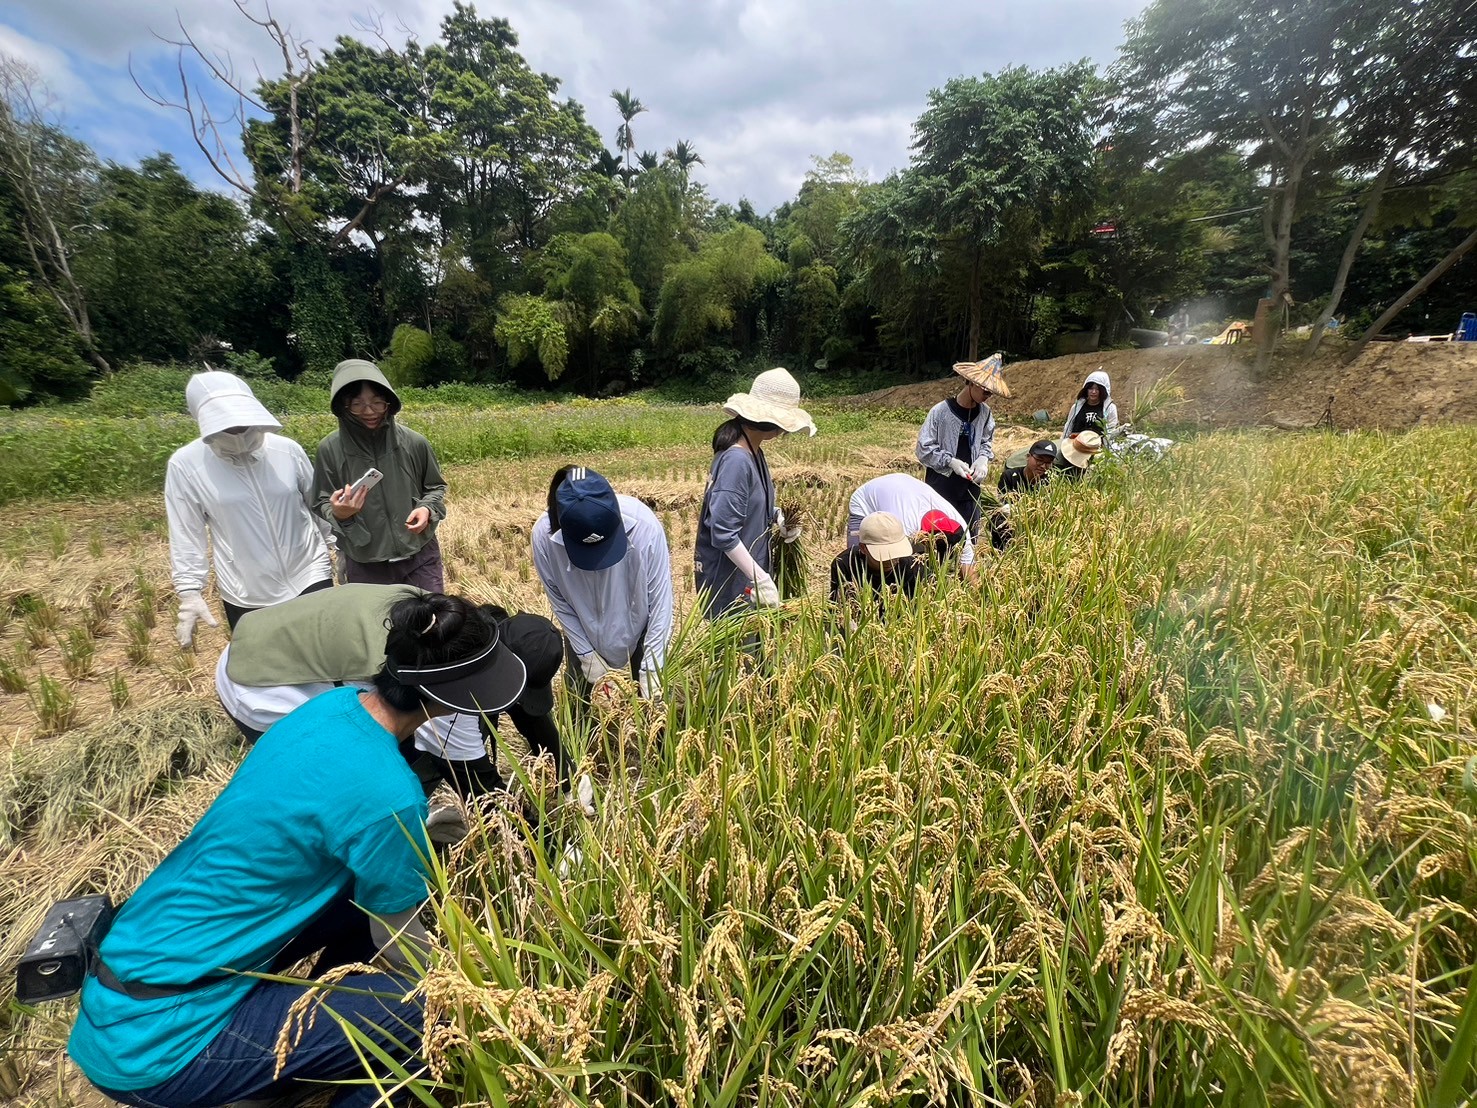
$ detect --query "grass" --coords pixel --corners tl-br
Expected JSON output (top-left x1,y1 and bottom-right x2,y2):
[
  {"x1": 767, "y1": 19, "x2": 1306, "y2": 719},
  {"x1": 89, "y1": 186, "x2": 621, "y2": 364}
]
[
  {"x1": 0, "y1": 409, "x2": 1472, "y2": 1106},
  {"x1": 405, "y1": 428, "x2": 1477, "y2": 1107}
]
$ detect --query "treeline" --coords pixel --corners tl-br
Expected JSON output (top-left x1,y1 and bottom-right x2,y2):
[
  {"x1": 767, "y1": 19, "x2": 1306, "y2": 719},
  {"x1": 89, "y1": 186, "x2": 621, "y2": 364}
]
[{"x1": 1, "y1": 0, "x2": 1474, "y2": 405}]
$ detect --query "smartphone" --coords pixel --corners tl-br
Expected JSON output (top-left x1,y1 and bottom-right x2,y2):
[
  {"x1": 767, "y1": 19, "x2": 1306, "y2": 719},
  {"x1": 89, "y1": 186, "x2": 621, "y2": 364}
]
[{"x1": 347, "y1": 468, "x2": 384, "y2": 497}]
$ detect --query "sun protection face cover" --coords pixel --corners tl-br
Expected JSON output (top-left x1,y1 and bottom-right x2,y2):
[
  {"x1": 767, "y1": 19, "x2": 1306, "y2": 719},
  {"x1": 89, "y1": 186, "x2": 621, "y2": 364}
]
[
  {"x1": 919, "y1": 509, "x2": 963, "y2": 537},
  {"x1": 386, "y1": 626, "x2": 528, "y2": 715},
  {"x1": 186, "y1": 372, "x2": 281, "y2": 439},
  {"x1": 857, "y1": 512, "x2": 915, "y2": 563},
  {"x1": 557, "y1": 467, "x2": 630, "y2": 571}
]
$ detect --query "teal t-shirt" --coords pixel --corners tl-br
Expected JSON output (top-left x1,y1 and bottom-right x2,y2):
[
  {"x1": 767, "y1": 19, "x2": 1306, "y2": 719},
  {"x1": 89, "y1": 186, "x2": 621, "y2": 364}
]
[{"x1": 68, "y1": 687, "x2": 430, "y2": 1092}]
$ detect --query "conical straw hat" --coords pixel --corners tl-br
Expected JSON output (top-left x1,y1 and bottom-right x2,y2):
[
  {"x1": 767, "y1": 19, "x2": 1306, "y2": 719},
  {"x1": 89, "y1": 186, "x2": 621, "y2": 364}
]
[{"x1": 951, "y1": 353, "x2": 1011, "y2": 398}]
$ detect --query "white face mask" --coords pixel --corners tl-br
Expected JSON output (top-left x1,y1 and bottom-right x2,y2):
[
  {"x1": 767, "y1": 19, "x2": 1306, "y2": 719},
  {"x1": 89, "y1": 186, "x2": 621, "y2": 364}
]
[{"x1": 207, "y1": 429, "x2": 267, "y2": 460}]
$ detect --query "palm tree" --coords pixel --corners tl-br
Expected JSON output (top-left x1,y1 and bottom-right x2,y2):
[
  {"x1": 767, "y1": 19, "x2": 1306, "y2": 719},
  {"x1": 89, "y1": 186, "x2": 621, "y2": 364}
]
[
  {"x1": 663, "y1": 139, "x2": 704, "y2": 193},
  {"x1": 637, "y1": 150, "x2": 659, "y2": 172},
  {"x1": 609, "y1": 88, "x2": 646, "y2": 172}
]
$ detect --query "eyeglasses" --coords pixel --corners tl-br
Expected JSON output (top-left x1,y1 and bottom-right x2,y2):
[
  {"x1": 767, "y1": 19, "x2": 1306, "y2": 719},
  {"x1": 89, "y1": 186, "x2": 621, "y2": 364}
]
[{"x1": 349, "y1": 398, "x2": 389, "y2": 414}]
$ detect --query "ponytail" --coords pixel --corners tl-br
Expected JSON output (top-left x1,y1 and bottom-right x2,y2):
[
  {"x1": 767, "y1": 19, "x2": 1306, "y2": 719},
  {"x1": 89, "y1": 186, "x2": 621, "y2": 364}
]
[{"x1": 373, "y1": 593, "x2": 494, "y2": 712}]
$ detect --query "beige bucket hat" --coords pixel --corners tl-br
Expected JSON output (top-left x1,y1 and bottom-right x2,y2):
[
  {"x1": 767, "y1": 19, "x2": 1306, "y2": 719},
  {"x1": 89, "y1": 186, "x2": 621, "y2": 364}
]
[
  {"x1": 951, "y1": 353, "x2": 1012, "y2": 398},
  {"x1": 1059, "y1": 429, "x2": 1104, "y2": 469},
  {"x1": 724, "y1": 367, "x2": 816, "y2": 436}
]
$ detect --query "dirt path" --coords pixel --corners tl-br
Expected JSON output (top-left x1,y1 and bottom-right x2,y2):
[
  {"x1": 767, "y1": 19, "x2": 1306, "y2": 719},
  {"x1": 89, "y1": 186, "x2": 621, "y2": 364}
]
[{"x1": 836, "y1": 341, "x2": 1477, "y2": 431}]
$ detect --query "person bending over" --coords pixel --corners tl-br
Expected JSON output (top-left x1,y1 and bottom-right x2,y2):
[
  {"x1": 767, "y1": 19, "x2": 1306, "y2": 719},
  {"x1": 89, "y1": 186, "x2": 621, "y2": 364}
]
[
  {"x1": 532, "y1": 465, "x2": 675, "y2": 704},
  {"x1": 69, "y1": 592, "x2": 526, "y2": 1108},
  {"x1": 215, "y1": 584, "x2": 565, "y2": 794},
  {"x1": 830, "y1": 512, "x2": 928, "y2": 626}
]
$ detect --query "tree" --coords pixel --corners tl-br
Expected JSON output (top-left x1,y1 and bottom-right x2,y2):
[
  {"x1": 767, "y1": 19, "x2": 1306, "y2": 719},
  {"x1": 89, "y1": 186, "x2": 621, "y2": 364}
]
[
  {"x1": 610, "y1": 88, "x2": 646, "y2": 173},
  {"x1": 653, "y1": 225, "x2": 784, "y2": 353},
  {"x1": 538, "y1": 232, "x2": 643, "y2": 382},
  {"x1": 0, "y1": 56, "x2": 111, "y2": 374},
  {"x1": 870, "y1": 63, "x2": 1099, "y2": 360},
  {"x1": 782, "y1": 153, "x2": 866, "y2": 267},
  {"x1": 664, "y1": 140, "x2": 704, "y2": 188},
  {"x1": 1113, "y1": 0, "x2": 1398, "y2": 370},
  {"x1": 610, "y1": 165, "x2": 688, "y2": 301}
]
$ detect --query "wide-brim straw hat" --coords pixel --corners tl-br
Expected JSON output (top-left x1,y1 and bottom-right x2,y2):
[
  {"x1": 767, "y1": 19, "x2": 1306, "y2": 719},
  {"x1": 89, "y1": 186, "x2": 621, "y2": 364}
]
[
  {"x1": 951, "y1": 353, "x2": 1012, "y2": 398},
  {"x1": 1059, "y1": 429, "x2": 1104, "y2": 468},
  {"x1": 724, "y1": 367, "x2": 816, "y2": 436}
]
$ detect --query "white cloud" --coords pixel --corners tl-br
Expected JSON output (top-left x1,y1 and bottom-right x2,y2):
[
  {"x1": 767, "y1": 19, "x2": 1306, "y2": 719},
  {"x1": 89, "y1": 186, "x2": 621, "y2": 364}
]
[
  {"x1": 6, "y1": 0, "x2": 1144, "y2": 208},
  {"x1": 0, "y1": 22, "x2": 94, "y2": 109}
]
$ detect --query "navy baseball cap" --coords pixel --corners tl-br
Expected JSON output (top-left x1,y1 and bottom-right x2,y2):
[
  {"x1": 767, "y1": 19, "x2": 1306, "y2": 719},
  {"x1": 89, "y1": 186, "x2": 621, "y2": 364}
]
[{"x1": 557, "y1": 467, "x2": 629, "y2": 571}]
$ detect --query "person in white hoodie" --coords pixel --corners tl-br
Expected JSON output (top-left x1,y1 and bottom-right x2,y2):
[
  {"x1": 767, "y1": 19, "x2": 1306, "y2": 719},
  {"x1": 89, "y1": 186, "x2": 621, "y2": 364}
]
[
  {"x1": 1062, "y1": 369, "x2": 1120, "y2": 439},
  {"x1": 165, "y1": 372, "x2": 334, "y2": 647}
]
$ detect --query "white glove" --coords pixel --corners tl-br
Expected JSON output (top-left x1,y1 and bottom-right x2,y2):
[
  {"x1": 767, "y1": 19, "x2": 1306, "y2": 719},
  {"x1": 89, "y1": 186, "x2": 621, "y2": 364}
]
[
  {"x1": 774, "y1": 508, "x2": 802, "y2": 544},
  {"x1": 969, "y1": 458, "x2": 990, "y2": 482},
  {"x1": 174, "y1": 591, "x2": 218, "y2": 648},
  {"x1": 565, "y1": 772, "x2": 595, "y2": 817},
  {"x1": 999, "y1": 503, "x2": 1013, "y2": 519},
  {"x1": 750, "y1": 574, "x2": 781, "y2": 608},
  {"x1": 638, "y1": 670, "x2": 662, "y2": 700},
  {"x1": 578, "y1": 653, "x2": 612, "y2": 683},
  {"x1": 947, "y1": 458, "x2": 973, "y2": 480}
]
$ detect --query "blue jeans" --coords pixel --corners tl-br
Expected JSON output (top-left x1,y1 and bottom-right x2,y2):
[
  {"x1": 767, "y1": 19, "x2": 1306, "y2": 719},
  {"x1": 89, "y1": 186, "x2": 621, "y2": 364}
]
[{"x1": 94, "y1": 973, "x2": 423, "y2": 1108}]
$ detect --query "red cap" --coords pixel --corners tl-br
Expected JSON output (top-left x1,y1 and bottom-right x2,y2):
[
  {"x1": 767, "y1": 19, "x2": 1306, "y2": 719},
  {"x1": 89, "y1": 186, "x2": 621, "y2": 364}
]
[{"x1": 919, "y1": 509, "x2": 962, "y2": 536}]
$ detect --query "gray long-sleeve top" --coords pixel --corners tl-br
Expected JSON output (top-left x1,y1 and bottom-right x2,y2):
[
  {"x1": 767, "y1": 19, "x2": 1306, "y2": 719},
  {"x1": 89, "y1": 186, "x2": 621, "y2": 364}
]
[
  {"x1": 915, "y1": 398, "x2": 996, "y2": 474},
  {"x1": 693, "y1": 445, "x2": 776, "y2": 618}
]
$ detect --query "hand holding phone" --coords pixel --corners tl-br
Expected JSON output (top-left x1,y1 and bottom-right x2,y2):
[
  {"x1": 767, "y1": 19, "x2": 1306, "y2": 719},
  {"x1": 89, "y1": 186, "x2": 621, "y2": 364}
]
[{"x1": 348, "y1": 468, "x2": 384, "y2": 496}]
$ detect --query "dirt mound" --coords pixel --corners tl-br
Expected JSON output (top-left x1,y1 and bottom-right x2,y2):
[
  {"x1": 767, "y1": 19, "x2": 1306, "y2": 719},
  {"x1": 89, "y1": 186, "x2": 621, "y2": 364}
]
[{"x1": 838, "y1": 341, "x2": 1477, "y2": 431}]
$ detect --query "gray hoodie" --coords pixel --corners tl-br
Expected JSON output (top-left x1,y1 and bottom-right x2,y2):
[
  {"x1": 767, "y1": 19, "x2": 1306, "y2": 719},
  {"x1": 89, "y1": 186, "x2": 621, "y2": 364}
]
[
  {"x1": 1063, "y1": 369, "x2": 1119, "y2": 438},
  {"x1": 311, "y1": 360, "x2": 447, "y2": 564}
]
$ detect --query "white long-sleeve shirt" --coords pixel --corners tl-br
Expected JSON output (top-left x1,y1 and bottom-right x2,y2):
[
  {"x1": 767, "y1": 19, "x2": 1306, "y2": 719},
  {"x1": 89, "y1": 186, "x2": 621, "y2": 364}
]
[
  {"x1": 848, "y1": 473, "x2": 976, "y2": 567},
  {"x1": 165, "y1": 435, "x2": 333, "y2": 607},
  {"x1": 531, "y1": 494, "x2": 674, "y2": 678}
]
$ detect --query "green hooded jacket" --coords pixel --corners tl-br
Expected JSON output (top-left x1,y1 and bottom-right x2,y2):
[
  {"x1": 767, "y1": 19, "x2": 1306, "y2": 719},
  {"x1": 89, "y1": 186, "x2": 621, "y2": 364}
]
[{"x1": 312, "y1": 360, "x2": 448, "y2": 564}]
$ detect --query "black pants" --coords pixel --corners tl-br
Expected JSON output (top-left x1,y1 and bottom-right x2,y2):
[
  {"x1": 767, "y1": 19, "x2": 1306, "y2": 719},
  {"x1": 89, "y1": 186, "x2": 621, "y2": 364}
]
[
  {"x1": 398, "y1": 703, "x2": 567, "y2": 800},
  {"x1": 270, "y1": 889, "x2": 379, "y2": 978},
  {"x1": 222, "y1": 577, "x2": 334, "y2": 631},
  {"x1": 923, "y1": 468, "x2": 982, "y2": 533}
]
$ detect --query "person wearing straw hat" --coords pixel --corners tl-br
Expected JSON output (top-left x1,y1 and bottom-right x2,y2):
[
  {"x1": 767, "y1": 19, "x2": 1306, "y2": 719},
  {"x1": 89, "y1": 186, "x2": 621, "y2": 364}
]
[
  {"x1": 830, "y1": 511, "x2": 928, "y2": 623},
  {"x1": 1054, "y1": 429, "x2": 1104, "y2": 483},
  {"x1": 165, "y1": 371, "x2": 335, "y2": 648},
  {"x1": 532, "y1": 465, "x2": 674, "y2": 703},
  {"x1": 694, "y1": 368, "x2": 816, "y2": 618},
  {"x1": 915, "y1": 354, "x2": 1009, "y2": 532},
  {"x1": 68, "y1": 590, "x2": 526, "y2": 1108}
]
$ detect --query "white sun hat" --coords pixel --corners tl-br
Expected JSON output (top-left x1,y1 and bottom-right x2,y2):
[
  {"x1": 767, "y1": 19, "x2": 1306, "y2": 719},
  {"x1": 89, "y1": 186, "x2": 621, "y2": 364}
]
[
  {"x1": 1059, "y1": 429, "x2": 1104, "y2": 469},
  {"x1": 185, "y1": 372, "x2": 281, "y2": 438},
  {"x1": 723, "y1": 367, "x2": 816, "y2": 436}
]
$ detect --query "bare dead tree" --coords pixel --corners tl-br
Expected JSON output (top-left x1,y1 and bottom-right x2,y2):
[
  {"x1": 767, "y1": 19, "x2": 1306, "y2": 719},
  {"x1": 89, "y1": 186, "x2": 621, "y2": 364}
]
[
  {"x1": 130, "y1": 0, "x2": 414, "y2": 250},
  {"x1": 0, "y1": 57, "x2": 111, "y2": 375}
]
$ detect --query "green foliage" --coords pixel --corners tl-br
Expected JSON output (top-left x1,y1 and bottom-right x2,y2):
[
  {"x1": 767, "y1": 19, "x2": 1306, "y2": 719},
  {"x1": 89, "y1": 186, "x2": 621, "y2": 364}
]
[
  {"x1": 381, "y1": 324, "x2": 437, "y2": 387},
  {"x1": 494, "y1": 294, "x2": 570, "y2": 381},
  {"x1": 0, "y1": 265, "x2": 91, "y2": 405},
  {"x1": 610, "y1": 166, "x2": 688, "y2": 299},
  {"x1": 288, "y1": 246, "x2": 356, "y2": 372},
  {"x1": 653, "y1": 225, "x2": 785, "y2": 352}
]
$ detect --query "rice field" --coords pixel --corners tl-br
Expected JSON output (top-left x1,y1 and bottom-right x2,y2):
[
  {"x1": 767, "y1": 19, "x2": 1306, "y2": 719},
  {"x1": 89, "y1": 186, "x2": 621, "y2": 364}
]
[{"x1": 1, "y1": 403, "x2": 1474, "y2": 1107}]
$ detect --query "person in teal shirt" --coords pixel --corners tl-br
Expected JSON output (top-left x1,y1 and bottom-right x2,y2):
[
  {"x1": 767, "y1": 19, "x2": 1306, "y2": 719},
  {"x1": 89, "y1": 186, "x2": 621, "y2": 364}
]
[{"x1": 69, "y1": 591, "x2": 527, "y2": 1107}]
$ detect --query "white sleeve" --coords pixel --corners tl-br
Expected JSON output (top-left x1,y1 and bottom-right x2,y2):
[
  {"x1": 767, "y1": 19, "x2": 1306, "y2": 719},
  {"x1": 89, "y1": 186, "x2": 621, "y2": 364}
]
[
  {"x1": 164, "y1": 457, "x2": 210, "y2": 596},
  {"x1": 915, "y1": 405, "x2": 953, "y2": 472},
  {"x1": 293, "y1": 441, "x2": 335, "y2": 547},
  {"x1": 978, "y1": 407, "x2": 996, "y2": 462},
  {"x1": 1063, "y1": 401, "x2": 1081, "y2": 439},
  {"x1": 531, "y1": 523, "x2": 597, "y2": 662},
  {"x1": 1105, "y1": 401, "x2": 1120, "y2": 432},
  {"x1": 640, "y1": 522, "x2": 675, "y2": 676}
]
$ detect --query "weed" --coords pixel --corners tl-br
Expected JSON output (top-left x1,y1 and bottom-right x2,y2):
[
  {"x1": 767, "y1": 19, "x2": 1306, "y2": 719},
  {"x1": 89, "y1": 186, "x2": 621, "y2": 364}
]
[
  {"x1": 47, "y1": 522, "x2": 68, "y2": 559},
  {"x1": 106, "y1": 669, "x2": 130, "y2": 710},
  {"x1": 123, "y1": 613, "x2": 152, "y2": 667},
  {"x1": 85, "y1": 583, "x2": 117, "y2": 634},
  {"x1": 133, "y1": 568, "x2": 158, "y2": 628},
  {"x1": 0, "y1": 653, "x2": 26, "y2": 694},
  {"x1": 60, "y1": 627, "x2": 96, "y2": 680},
  {"x1": 12, "y1": 637, "x2": 34, "y2": 667},
  {"x1": 88, "y1": 529, "x2": 105, "y2": 559},
  {"x1": 24, "y1": 611, "x2": 51, "y2": 650},
  {"x1": 30, "y1": 674, "x2": 76, "y2": 735}
]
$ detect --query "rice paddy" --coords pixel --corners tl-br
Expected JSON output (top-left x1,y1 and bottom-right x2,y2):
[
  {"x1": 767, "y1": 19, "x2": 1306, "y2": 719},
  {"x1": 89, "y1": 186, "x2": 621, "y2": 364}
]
[{"x1": 0, "y1": 403, "x2": 1474, "y2": 1107}]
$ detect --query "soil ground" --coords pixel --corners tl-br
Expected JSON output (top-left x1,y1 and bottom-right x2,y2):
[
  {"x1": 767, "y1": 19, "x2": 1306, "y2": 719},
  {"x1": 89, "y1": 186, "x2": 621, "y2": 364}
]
[{"x1": 836, "y1": 339, "x2": 1477, "y2": 432}]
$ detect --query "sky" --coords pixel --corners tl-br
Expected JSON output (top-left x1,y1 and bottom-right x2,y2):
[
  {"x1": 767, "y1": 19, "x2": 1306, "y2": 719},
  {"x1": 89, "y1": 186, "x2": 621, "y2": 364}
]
[{"x1": 1, "y1": 0, "x2": 1145, "y2": 212}]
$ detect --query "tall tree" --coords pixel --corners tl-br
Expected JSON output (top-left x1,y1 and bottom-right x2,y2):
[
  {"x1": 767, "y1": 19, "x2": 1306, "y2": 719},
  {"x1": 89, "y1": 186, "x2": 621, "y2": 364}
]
[
  {"x1": 1114, "y1": 0, "x2": 1390, "y2": 370},
  {"x1": 891, "y1": 63, "x2": 1099, "y2": 359},
  {"x1": 610, "y1": 88, "x2": 646, "y2": 173},
  {"x1": 0, "y1": 57, "x2": 110, "y2": 374}
]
